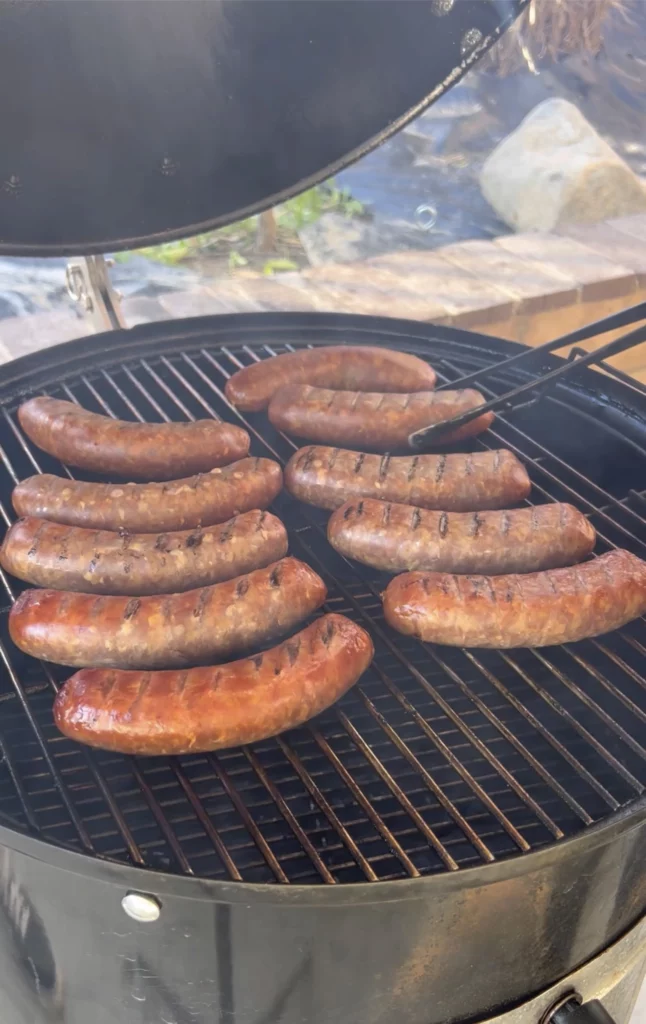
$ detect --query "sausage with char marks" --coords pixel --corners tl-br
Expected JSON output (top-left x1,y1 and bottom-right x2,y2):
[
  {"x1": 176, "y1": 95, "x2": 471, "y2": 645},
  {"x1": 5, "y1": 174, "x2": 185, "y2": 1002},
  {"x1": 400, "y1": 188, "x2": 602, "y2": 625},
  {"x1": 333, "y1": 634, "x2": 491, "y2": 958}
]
[
  {"x1": 18, "y1": 397, "x2": 249, "y2": 479},
  {"x1": 12, "y1": 457, "x2": 283, "y2": 533},
  {"x1": 9, "y1": 557, "x2": 325, "y2": 669},
  {"x1": 53, "y1": 613, "x2": 374, "y2": 755},
  {"x1": 1, "y1": 511, "x2": 288, "y2": 595},
  {"x1": 328, "y1": 498, "x2": 595, "y2": 575},
  {"x1": 382, "y1": 549, "x2": 646, "y2": 648},
  {"x1": 285, "y1": 446, "x2": 530, "y2": 511},
  {"x1": 268, "y1": 385, "x2": 493, "y2": 449},
  {"x1": 225, "y1": 346, "x2": 436, "y2": 411}
]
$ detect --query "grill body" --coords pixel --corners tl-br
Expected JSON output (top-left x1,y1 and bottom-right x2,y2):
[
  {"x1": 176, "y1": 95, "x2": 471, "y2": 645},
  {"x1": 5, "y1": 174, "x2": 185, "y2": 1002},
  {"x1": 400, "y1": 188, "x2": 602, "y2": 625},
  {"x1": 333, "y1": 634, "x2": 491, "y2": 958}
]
[
  {"x1": 1, "y1": 812, "x2": 646, "y2": 1024},
  {"x1": 0, "y1": 312, "x2": 645, "y2": 1024}
]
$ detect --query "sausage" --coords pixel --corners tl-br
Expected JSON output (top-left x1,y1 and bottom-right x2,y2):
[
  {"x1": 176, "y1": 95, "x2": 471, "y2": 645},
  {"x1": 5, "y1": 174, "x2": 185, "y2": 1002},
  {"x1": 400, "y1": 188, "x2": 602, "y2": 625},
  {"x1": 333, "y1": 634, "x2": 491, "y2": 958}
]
[
  {"x1": 9, "y1": 557, "x2": 326, "y2": 669},
  {"x1": 225, "y1": 346, "x2": 437, "y2": 412},
  {"x1": 285, "y1": 446, "x2": 531, "y2": 512},
  {"x1": 382, "y1": 549, "x2": 646, "y2": 648},
  {"x1": 268, "y1": 385, "x2": 493, "y2": 449},
  {"x1": 53, "y1": 613, "x2": 374, "y2": 755},
  {"x1": 18, "y1": 396, "x2": 250, "y2": 480},
  {"x1": 0, "y1": 511, "x2": 288, "y2": 595},
  {"x1": 12, "y1": 457, "x2": 283, "y2": 533},
  {"x1": 328, "y1": 499, "x2": 595, "y2": 576}
]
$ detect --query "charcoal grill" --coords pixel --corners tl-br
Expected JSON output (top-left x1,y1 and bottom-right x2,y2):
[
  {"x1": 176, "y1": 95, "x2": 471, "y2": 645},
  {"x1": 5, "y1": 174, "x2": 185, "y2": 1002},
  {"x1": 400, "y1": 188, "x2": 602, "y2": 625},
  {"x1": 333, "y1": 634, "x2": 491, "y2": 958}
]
[
  {"x1": 0, "y1": 1, "x2": 645, "y2": 1023},
  {"x1": 0, "y1": 314, "x2": 644, "y2": 1024}
]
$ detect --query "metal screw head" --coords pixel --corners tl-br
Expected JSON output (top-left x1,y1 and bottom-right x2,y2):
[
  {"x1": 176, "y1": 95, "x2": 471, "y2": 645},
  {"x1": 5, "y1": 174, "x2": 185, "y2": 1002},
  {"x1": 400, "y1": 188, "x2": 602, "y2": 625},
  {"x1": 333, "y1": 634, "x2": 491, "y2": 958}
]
[{"x1": 121, "y1": 892, "x2": 161, "y2": 923}]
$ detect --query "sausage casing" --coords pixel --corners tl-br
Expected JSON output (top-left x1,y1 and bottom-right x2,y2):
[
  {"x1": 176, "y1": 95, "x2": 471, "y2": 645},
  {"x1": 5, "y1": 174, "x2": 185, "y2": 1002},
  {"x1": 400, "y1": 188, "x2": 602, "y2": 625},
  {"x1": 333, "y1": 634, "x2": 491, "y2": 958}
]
[
  {"x1": 12, "y1": 457, "x2": 283, "y2": 533},
  {"x1": 268, "y1": 385, "x2": 493, "y2": 449},
  {"x1": 9, "y1": 557, "x2": 326, "y2": 669},
  {"x1": 285, "y1": 446, "x2": 531, "y2": 511},
  {"x1": 53, "y1": 613, "x2": 375, "y2": 755},
  {"x1": 1, "y1": 511, "x2": 288, "y2": 595},
  {"x1": 328, "y1": 499, "x2": 596, "y2": 575},
  {"x1": 382, "y1": 549, "x2": 646, "y2": 648},
  {"x1": 18, "y1": 397, "x2": 250, "y2": 480},
  {"x1": 225, "y1": 346, "x2": 436, "y2": 411}
]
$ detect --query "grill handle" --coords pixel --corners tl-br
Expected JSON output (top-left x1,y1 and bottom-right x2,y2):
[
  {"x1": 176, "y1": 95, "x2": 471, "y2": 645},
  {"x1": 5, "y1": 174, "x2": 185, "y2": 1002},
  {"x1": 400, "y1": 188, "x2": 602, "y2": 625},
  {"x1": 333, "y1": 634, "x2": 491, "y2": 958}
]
[{"x1": 548, "y1": 996, "x2": 616, "y2": 1024}]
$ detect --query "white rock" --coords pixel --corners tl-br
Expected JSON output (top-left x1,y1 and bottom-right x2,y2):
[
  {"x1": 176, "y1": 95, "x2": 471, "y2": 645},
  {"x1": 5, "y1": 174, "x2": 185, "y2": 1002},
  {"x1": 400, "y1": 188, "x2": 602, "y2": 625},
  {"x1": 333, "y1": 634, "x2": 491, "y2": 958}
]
[{"x1": 480, "y1": 98, "x2": 646, "y2": 233}]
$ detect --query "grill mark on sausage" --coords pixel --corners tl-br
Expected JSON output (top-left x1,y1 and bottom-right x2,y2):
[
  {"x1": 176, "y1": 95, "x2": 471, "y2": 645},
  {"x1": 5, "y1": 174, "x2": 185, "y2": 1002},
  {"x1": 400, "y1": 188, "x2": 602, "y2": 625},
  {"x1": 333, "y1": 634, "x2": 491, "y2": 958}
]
[
  {"x1": 219, "y1": 520, "x2": 235, "y2": 544},
  {"x1": 421, "y1": 575, "x2": 431, "y2": 596},
  {"x1": 155, "y1": 533, "x2": 170, "y2": 553},
  {"x1": 402, "y1": 393, "x2": 414, "y2": 411},
  {"x1": 493, "y1": 449, "x2": 502, "y2": 473},
  {"x1": 300, "y1": 447, "x2": 317, "y2": 472},
  {"x1": 349, "y1": 391, "x2": 361, "y2": 411},
  {"x1": 407, "y1": 456, "x2": 420, "y2": 483},
  {"x1": 354, "y1": 453, "x2": 366, "y2": 474},
  {"x1": 559, "y1": 503, "x2": 568, "y2": 529},
  {"x1": 186, "y1": 530, "x2": 203, "y2": 549},
  {"x1": 439, "y1": 512, "x2": 448, "y2": 538},
  {"x1": 501, "y1": 511, "x2": 511, "y2": 536},
  {"x1": 471, "y1": 512, "x2": 482, "y2": 537},
  {"x1": 343, "y1": 504, "x2": 355, "y2": 521},
  {"x1": 253, "y1": 457, "x2": 262, "y2": 470},
  {"x1": 411, "y1": 507, "x2": 422, "y2": 531},
  {"x1": 465, "y1": 454, "x2": 474, "y2": 477},
  {"x1": 328, "y1": 448, "x2": 341, "y2": 472},
  {"x1": 546, "y1": 572, "x2": 559, "y2": 596},
  {"x1": 320, "y1": 617, "x2": 336, "y2": 646},
  {"x1": 87, "y1": 554, "x2": 100, "y2": 575},
  {"x1": 251, "y1": 654, "x2": 264, "y2": 670},
  {"x1": 382, "y1": 502, "x2": 393, "y2": 526},
  {"x1": 193, "y1": 588, "x2": 212, "y2": 619},
  {"x1": 285, "y1": 638, "x2": 301, "y2": 666},
  {"x1": 235, "y1": 577, "x2": 250, "y2": 599},
  {"x1": 57, "y1": 528, "x2": 75, "y2": 562},
  {"x1": 379, "y1": 454, "x2": 391, "y2": 481},
  {"x1": 123, "y1": 598, "x2": 141, "y2": 621},
  {"x1": 435, "y1": 454, "x2": 447, "y2": 484},
  {"x1": 26, "y1": 520, "x2": 48, "y2": 559},
  {"x1": 356, "y1": 501, "x2": 364, "y2": 517},
  {"x1": 531, "y1": 505, "x2": 540, "y2": 531},
  {"x1": 269, "y1": 564, "x2": 282, "y2": 588},
  {"x1": 126, "y1": 674, "x2": 152, "y2": 718},
  {"x1": 254, "y1": 510, "x2": 267, "y2": 532},
  {"x1": 210, "y1": 669, "x2": 223, "y2": 691},
  {"x1": 326, "y1": 391, "x2": 338, "y2": 410},
  {"x1": 484, "y1": 576, "x2": 496, "y2": 601}
]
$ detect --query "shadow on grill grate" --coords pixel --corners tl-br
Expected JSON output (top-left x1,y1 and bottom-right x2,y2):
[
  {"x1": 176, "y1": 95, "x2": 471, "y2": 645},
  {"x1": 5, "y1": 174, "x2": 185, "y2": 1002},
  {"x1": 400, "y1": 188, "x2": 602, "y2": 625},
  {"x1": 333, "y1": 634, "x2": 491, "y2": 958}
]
[{"x1": 0, "y1": 321, "x2": 644, "y2": 884}]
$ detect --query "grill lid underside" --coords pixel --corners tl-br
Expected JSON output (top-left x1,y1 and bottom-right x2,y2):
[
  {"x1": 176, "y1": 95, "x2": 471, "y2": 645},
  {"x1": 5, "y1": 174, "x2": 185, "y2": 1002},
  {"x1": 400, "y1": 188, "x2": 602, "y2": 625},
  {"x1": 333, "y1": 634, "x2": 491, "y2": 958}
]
[{"x1": 0, "y1": 315, "x2": 644, "y2": 886}]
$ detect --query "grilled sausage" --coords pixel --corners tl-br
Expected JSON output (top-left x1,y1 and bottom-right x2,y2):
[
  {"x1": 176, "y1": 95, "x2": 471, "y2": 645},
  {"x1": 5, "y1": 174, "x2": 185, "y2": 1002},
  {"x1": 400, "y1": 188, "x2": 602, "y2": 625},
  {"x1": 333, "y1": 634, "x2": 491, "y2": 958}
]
[
  {"x1": 268, "y1": 386, "x2": 493, "y2": 449},
  {"x1": 0, "y1": 511, "x2": 288, "y2": 595},
  {"x1": 285, "y1": 446, "x2": 531, "y2": 512},
  {"x1": 12, "y1": 458, "x2": 283, "y2": 533},
  {"x1": 328, "y1": 499, "x2": 595, "y2": 575},
  {"x1": 53, "y1": 613, "x2": 374, "y2": 755},
  {"x1": 382, "y1": 549, "x2": 646, "y2": 648},
  {"x1": 18, "y1": 397, "x2": 250, "y2": 480},
  {"x1": 225, "y1": 346, "x2": 437, "y2": 412},
  {"x1": 9, "y1": 557, "x2": 325, "y2": 669}
]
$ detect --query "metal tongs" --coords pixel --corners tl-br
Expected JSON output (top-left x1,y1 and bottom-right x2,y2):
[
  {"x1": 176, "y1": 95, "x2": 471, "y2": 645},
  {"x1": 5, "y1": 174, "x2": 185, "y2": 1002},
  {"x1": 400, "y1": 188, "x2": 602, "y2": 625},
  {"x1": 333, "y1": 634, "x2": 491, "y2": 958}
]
[{"x1": 409, "y1": 300, "x2": 646, "y2": 449}]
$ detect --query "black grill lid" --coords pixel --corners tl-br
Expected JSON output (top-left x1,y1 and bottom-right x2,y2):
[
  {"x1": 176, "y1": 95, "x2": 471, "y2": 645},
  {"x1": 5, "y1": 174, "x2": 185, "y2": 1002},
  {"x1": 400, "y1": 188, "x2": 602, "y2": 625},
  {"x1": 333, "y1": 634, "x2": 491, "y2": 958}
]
[{"x1": 0, "y1": 0, "x2": 525, "y2": 256}]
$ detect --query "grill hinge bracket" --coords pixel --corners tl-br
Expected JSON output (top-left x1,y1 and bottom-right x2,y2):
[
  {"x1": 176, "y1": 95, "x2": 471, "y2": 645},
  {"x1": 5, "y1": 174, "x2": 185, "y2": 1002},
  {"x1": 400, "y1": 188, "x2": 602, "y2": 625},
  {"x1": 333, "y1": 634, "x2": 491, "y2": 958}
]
[{"x1": 65, "y1": 255, "x2": 126, "y2": 333}]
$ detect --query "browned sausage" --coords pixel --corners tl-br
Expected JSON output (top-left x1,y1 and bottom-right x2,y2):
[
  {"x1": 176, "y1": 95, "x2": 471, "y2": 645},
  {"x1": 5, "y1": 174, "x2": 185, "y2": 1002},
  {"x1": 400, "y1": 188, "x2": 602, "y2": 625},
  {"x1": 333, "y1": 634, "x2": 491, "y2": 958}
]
[
  {"x1": 1, "y1": 511, "x2": 288, "y2": 595},
  {"x1": 12, "y1": 457, "x2": 283, "y2": 533},
  {"x1": 328, "y1": 499, "x2": 596, "y2": 575},
  {"x1": 382, "y1": 549, "x2": 646, "y2": 648},
  {"x1": 285, "y1": 446, "x2": 531, "y2": 512},
  {"x1": 9, "y1": 557, "x2": 325, "y2": 669},
  {"x1": 268, "y1": 386, "x2": 493, "y2": 449},
  {"x1": 225, "y1": 346, "x2": 437, "y2": 412},
  {"x1": 53, "y1": 613, "x2": 374, "y2": 755},
  {"x1": 18, "y1": 397, "x2": 250, "y2": 479}
]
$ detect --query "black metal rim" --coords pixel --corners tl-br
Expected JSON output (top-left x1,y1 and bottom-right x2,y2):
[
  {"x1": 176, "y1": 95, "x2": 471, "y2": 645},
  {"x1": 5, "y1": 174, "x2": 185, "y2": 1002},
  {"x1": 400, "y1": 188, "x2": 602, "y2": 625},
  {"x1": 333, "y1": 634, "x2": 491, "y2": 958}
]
[{"x1": 0, "y1": 796, "x2": 643, "y2": 906}]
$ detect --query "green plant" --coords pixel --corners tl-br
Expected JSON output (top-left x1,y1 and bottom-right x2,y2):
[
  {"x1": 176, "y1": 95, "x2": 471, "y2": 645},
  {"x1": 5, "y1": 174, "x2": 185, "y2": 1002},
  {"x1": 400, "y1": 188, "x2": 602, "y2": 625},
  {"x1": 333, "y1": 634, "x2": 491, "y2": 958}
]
[
  {"x1": 113, "y1": 180, "x2": 364, "y2": 267},
  {"x1": 262, "y1": 258, "x2": 298, "y2": 276}
]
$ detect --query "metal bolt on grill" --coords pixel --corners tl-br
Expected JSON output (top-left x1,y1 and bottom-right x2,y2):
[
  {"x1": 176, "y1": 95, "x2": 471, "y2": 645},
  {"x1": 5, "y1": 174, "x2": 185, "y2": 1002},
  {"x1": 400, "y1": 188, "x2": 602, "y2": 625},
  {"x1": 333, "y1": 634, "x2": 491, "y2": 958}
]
[{"x1": 0, "y1": 319, "x2": 644, "y2": 885}]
